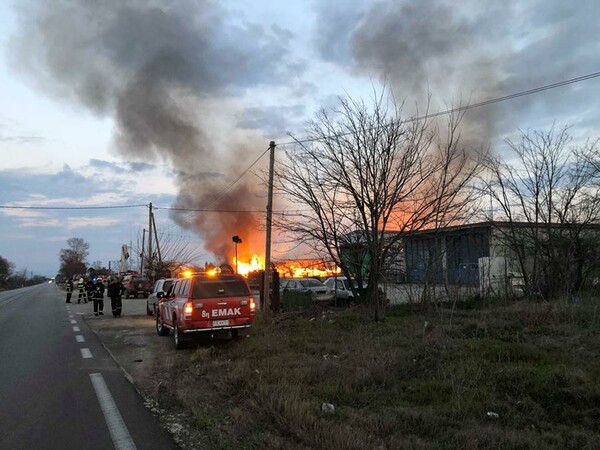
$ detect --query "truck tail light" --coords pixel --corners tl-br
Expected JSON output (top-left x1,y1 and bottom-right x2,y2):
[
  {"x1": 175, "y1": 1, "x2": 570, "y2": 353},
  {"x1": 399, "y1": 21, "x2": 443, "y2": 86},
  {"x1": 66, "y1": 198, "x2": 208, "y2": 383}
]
[
  {"x1": 184, "y1": 302, "x2": 193, "y2": 315},
  {"x1": 250, "y1": 297, "x2": 256, "y2": 313}
]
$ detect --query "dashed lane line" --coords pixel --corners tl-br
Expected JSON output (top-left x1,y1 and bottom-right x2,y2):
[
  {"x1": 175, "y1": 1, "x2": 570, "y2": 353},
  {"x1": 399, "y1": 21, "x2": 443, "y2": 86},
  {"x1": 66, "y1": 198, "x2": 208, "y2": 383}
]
[
  {"x1": 73, "y1": 326, "x2": 80, "y2": 332},
  {"x1": 81, "y1": 348, "x2": 93, "y2": 359},
  {"x1": 89, "y1": 373, "x2": 137, "y2": 450},
  {"x1": 76, "y1": 335, "x2": 85, "y2": 343}
]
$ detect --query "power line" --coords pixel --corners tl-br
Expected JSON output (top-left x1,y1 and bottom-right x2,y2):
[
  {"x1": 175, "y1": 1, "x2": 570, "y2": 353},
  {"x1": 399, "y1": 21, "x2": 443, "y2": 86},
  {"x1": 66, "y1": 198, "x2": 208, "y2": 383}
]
[
  {"x1": 0, "y1": 204, "x2": 147, "y2": 210},
  {"x1": 155, "y1": 70, "x2": 600, "y2": 228},
  {"x1": 6, "y1": 71, "x2": 597, "y2": 232},
  {"x1": 203, "y1": 146, "x2": 271, "y2": 209},
  {"x1": 171, "y1": 145, "x2": 271, "y2": 228},
  {"x1": 0, "y1": 202, "x2": 307, "y2": 214},
  {"x1": 156, "y1": 206, "x2": 265, "y2": 213},
  {"x1": 279, "y1": 70, "x2": 600, "y2": 146}
]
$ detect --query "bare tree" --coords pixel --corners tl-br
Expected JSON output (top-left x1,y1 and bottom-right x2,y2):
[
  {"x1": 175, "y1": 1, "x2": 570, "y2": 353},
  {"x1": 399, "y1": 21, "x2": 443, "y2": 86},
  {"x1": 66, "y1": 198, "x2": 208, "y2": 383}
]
[
  {"x1": 59, "y1": 237, "x2": 90, "y2": 278},
  {"x1": 480, "y1": 125, "x2": 600, "y2": 298},
  {"x1": 275, "y1": 90, "x2": 482, "y2": 320},
  {"x1": 139, "y1": 229, "x2": 206, "y2": 280}
]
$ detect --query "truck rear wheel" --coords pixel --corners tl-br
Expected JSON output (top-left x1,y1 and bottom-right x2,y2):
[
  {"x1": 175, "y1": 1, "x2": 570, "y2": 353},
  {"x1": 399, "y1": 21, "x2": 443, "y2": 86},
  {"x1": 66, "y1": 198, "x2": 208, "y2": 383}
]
[{"x1": 173, "y1": 319, "x2": 186, "y2": 350}]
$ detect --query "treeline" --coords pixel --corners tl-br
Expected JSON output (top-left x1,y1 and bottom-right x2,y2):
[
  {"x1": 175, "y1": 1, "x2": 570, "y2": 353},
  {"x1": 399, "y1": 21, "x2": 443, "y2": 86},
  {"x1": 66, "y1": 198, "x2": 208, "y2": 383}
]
[{"x1": 0, "y1": 255, "x2": 48, "y2": 291}]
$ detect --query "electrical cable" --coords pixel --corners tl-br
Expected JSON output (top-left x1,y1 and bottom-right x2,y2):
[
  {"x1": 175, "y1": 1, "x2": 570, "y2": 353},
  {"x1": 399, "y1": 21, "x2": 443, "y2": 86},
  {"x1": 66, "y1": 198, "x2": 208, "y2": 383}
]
[
  {"x1": 160, "y1": 145, "x2": 271, "y2": 228},
  {"x1": 155, "y1": 70, "x2": 600, "y2": 226},
  {"x1": 0, "y1": 204, "x2": 147, "y2": 210},
  {"x1": 279, "y1": 70, "x2": 600, "y2": 146},
  {"x1": 6, "y1": 71, "x2": 599, "y2": 238}
]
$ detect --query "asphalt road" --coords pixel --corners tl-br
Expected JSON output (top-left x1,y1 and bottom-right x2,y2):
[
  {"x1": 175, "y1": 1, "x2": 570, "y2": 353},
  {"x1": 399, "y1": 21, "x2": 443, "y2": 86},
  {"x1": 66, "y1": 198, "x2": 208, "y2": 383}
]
[{"x1": 0, "y1": 283, "x2": 178, "y2": 450}]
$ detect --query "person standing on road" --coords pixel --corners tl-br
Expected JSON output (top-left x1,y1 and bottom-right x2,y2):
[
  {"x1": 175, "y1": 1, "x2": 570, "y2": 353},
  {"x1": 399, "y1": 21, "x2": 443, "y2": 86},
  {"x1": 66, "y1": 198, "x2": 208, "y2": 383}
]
[
  {"x1": 77, "y1": 277, "x2": 87, "y2": 304},
  {"x1": 107, "y1": 277, "x2": 125, "y2": 317},
  {"x1": 85, "y1": 278, "x2": 94, "y2": 303},
  {"x1": 65, "y1": 278, "x2": 73, "y2": 303},
  {"x1": 91, "y1": 278, "x2": 105, "y2": 316}
]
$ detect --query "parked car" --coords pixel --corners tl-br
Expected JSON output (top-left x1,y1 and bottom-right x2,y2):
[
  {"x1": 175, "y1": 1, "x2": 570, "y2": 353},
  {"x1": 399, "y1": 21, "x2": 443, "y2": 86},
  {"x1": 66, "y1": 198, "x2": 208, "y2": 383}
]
[
  {"x1": 322, "y1": 276, "x2": 387, "y2": 305},
  {"x1": 146, "y1": 278, "x2": 177, "y2": 317},
  {"x1": 279, "y1": 277, "x2": 334, "y2": 303},
  {"x1": 121, "y1": 274, "x2": 152, "y2": 298},
  {"x1": 322, "y1": 276, "x2": 363, "y2": 303},
  {"x1": 156, "y1": 271, "x2": 256, "y2": 349}
]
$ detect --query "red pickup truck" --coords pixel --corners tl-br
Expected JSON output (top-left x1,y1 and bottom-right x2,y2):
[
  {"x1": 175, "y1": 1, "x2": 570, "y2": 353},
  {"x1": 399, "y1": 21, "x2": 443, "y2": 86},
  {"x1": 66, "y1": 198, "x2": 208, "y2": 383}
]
[{"x1": 156, "y1": 271, "x2": 256, "y2": 349}]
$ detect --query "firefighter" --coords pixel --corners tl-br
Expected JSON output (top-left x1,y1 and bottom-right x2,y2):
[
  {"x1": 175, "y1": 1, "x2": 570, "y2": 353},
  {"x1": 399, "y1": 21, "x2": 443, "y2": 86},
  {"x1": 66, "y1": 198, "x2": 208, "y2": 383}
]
[
  {"x1": 65, "y1": 278, "x2": 73, "y2": 303},
  {"x1": 85, "y1": 278, "x2": 94, "y2": 302},
  {"x1": 91, "y1": 278, "x2": 105, "y2": 316},
  {"x1": 77, "y1": 277, "x2": 88, "y2": 304},
  {"x1": 107, "y1": 277, "x2": 125, "y2": 317}
]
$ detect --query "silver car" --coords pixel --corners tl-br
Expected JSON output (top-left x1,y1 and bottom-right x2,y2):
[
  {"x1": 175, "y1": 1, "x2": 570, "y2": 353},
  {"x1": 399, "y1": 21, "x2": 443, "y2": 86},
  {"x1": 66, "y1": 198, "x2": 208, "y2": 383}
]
[
  {"x1": 279, "y1": 278, "x2": 334, "y2": 303},
  {"x1": 323, "y1": 276, "x2": 387, "y2": 305},
  {"x1": 322, "y1": 276, "x2": 364, "y2": 301},
  {"x1": 146, "y1": 278, "x2": 177, "y2": 317}
]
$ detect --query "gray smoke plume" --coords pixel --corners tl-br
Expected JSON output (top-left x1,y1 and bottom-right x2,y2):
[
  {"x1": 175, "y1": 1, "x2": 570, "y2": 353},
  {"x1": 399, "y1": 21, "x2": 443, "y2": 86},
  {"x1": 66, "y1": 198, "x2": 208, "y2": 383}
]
[
  {"x1": 314, "y1": 0, "x2": 600, "y2": 145},
  {"x1": 11, "y1": 0, "x2": 298, "y2": 261},
  {"x1": 314, "y1": 0, "x2": 505, "y2": 147}
]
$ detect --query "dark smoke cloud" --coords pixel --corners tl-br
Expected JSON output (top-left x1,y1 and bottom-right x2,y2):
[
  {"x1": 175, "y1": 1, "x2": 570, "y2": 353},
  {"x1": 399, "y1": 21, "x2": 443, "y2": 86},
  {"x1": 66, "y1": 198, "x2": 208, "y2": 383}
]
[
  {"x1": 11, "y1": 0, "x2": 300, "y2": 260},
  {"x1": 313, "y1": 0, "x2": 600, "y2": 146},
  {"x1": 237, "y1": 104, "x2": 306, "y2": 136},
  {"x1": 495, "y1": 0, "x2": 600, "y2": 134},
  {"x1": 313, "y1": 0, "x2": 505, "y2": 147}
]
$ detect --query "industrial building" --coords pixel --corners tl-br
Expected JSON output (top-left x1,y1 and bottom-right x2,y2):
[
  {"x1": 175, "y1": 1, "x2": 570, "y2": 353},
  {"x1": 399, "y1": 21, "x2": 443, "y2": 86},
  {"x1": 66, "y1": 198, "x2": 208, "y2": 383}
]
[{"x1": 404, "y1": 221, "x2": 600, "y2": 297}]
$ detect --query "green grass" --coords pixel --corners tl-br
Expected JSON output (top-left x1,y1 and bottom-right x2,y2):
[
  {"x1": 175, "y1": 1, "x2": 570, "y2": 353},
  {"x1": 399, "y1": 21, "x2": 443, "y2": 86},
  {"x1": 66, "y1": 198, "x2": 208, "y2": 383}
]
[{"x1": 152, "y1": 298, "x2": 600, "y2": 449}]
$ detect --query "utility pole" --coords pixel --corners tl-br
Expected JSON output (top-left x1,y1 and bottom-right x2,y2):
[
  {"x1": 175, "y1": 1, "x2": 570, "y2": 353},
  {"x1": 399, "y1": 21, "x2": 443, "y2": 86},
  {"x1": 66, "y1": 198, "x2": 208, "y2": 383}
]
[
  {"x1": 140, "y1": 230, "x2": 146, "y2": 274},
  {"x1": 263, "y1": 141, "x2": 276, "y2": 312},
  {"x1": 151, "y1": 207, "x2": 162, "y2": 265},
  {"x1": 148, "y1": 202, "x2": 153, "y2": 278}
]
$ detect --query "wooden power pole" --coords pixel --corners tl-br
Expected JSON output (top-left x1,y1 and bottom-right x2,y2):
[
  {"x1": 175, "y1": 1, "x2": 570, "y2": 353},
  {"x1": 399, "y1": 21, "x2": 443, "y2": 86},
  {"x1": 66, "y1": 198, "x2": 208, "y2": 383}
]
[
  {"x1": 263, "y1": 141, "x2": 276, "y2": 312},
  {"x1": 148, "y1": 202, "x2": 153, "y2": 277}
]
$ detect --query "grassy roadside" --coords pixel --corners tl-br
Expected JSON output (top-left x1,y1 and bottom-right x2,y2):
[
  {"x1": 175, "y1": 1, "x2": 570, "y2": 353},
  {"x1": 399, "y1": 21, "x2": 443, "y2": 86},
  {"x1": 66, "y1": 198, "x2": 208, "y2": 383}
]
[{"x1": 150, "y1": 296, "x2": 600, "y2": 449}]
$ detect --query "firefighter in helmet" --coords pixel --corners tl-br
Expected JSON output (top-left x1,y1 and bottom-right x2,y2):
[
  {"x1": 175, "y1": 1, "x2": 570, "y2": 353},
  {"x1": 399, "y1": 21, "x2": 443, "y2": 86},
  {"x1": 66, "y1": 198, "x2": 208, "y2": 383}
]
[{"x1": 77, "y1": 277, "x2": 87, "y2": 304}]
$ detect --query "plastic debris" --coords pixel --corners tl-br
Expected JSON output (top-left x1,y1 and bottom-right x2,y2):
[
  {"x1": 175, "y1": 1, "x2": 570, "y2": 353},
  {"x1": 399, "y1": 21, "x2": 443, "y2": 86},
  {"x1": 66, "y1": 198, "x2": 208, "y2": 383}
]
[{"x1": 321, "y1": 402, "x2": 335, "y2": 413}]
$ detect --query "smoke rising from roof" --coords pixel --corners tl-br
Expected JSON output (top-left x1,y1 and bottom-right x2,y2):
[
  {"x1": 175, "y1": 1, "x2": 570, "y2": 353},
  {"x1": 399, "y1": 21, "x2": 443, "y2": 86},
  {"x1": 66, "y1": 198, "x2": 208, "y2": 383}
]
[
  {"x1": 11, "y1": 0, "x2": 297, "y2": 260},
  {"x1": 10, "y1": 0, "x2": 599, "y2": 261}
]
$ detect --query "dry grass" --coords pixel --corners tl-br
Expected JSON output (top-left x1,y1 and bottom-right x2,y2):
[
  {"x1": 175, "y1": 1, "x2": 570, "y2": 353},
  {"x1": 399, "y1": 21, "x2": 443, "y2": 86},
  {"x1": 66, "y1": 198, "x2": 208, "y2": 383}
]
[{"x1": 151, "y1": 296, "x2": 600, "y2": 449}]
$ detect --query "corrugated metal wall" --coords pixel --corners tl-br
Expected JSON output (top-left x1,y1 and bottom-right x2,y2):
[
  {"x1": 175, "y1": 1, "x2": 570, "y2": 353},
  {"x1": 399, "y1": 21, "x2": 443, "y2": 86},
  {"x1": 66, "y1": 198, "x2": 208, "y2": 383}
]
[{"x1": 405, "y1": 226, "x2": 490, "y2": 285}]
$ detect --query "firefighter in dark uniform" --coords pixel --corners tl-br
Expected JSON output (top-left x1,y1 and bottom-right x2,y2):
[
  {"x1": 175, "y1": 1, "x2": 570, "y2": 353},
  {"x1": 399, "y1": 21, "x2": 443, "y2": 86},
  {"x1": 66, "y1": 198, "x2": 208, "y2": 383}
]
[
  {"x1": 65, "y1": 278, "x2": 73, "y2": 303},
  {"x1": 77, "y1": 277, "x2": 87, "y2": 304},
  {"x1": 107, "y1": 277, "x2": 125, "y2": 317},
  {"x1": 85, "y1": 278, "x2": 94, "y2": 303},
  {"x1": 91, "y1": 278, "x2": 105, "y2": 316}
]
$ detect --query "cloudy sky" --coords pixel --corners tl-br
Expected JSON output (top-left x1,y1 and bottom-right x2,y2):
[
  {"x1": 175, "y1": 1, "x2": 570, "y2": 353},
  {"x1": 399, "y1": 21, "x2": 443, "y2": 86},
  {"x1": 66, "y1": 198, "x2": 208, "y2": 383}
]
[{"x1": 0, "y1": 0, "x2": 598, "y2": 276}]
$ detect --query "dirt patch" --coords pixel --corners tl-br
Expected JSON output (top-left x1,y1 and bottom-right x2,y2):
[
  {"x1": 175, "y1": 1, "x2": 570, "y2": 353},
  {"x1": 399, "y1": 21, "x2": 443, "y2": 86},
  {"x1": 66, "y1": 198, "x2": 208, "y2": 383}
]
[{"x1": 86, "y1": 316, "x2": 168, "y2": 393}]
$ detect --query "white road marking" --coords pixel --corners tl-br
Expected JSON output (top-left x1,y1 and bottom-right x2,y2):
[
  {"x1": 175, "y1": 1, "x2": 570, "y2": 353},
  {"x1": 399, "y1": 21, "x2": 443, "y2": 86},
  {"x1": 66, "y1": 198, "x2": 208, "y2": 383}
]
[
  {"x1": 81, "y1": 348, "x2": 93, "y2": 359},
  {"x1": 73, "y1": 326, "x2": 80, "y2": 332},
  {"x1": 70, "y1": 319, "x2": 77, "y2": 324},
  {"x1": 76, "y1": 335, "x2": 85, "y2": 343},
  {"x1": 89, "y1": 373, "x2": 137, "y2": 450}
]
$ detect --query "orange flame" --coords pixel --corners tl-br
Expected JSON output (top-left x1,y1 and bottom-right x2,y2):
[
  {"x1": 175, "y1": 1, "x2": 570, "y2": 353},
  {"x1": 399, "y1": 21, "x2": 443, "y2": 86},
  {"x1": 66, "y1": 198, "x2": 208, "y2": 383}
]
[
  {"x1": 234, "y1": 254, "x2": 264, "y2": 276},
  {"x1": 275, "y1": 259, "x2": 341, "y2": 278}
]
